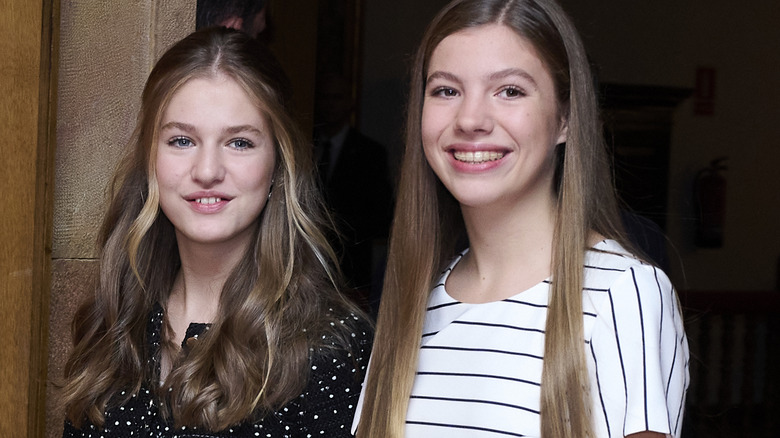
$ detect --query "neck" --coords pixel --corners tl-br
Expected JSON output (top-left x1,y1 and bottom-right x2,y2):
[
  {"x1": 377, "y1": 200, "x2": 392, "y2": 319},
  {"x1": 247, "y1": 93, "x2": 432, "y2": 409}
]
[
  {"x1": 168, "y1": 235, "x2": 251, "y2": 325},
  {"x1": 451, "y1": 196, "x2": 556, "y2": 303},
  {"x1": 168, "y1": 269, "x2": 221, "y2": 327}
]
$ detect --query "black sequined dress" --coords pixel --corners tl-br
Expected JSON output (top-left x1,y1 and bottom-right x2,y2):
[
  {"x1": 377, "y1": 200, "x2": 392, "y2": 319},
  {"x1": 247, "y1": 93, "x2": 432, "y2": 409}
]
[{"x1": 62, "y1": 304, "x2": 372, "y2": 438}]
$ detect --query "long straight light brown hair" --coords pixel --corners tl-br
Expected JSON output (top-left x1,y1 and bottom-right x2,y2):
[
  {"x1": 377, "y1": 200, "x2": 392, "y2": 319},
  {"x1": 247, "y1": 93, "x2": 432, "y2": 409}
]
[
  {"x1": 356, "y1": 0, "x2": 628, "y2": 436},
  {"x1": 60, "y1": 27, "x2": 366, "y2": 431}
]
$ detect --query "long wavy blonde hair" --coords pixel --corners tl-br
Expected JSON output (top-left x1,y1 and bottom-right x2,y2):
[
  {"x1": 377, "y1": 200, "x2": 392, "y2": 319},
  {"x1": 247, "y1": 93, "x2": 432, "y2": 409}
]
[
  {"x1": 357, "y1": 0, "x2": 627, "y2": 437},
  {"x1": 60, "y1": 27, "x2": 365, "y2": 431}
]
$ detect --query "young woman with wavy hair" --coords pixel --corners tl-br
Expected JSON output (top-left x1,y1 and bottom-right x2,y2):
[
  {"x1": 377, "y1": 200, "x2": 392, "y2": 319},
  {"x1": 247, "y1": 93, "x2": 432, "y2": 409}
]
[
  {"x1": 354, "y1": 0, "x2": 688, "y2": 437},
  {"x1": 59, "y1": 27, "x2": 371, "y2": 437}
]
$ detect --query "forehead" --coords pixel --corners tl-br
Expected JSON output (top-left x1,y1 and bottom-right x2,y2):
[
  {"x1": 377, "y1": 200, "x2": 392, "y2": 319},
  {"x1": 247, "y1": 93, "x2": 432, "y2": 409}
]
[
  {"x1": 428, "y1": 24, "x2": 551, "y2": 81},
  {"x1": 161, "y1": 74, "x2": 266, "y2": 124}
]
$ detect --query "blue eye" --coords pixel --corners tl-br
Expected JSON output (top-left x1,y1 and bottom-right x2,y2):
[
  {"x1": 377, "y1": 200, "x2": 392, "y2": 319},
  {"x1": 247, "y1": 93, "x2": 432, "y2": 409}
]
[
  {"x1": 229, "y1": 138, "x2": 254, "y2": 150},
  {"x1": 168, "y1": 136, "x2": 193, "y2": 148}
]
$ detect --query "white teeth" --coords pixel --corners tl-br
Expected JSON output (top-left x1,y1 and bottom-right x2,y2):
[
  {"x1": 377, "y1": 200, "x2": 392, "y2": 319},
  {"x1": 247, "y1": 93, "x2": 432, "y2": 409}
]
[
  {"x1": 195, "y1": 197, "x2": 221, "y2": 204},
  {"x1": 453, "y1": 150, "x2": 504, "y2": 163}
]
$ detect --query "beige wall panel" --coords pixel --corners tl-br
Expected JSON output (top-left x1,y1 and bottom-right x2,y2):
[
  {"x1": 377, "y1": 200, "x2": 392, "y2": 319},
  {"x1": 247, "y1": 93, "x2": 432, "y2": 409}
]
[
  {"x1": 53, "y1": 1, "x2": 154, "y2": 258},
  {"x1": 45, "y1": 260, "x2": 98, "y2": 438},
  {"x1": 153, "y1": 1, "x2": 196, "y2": 60},
  {"x1": 53, "y1": 0, "x2": 194, "y2": 260}
]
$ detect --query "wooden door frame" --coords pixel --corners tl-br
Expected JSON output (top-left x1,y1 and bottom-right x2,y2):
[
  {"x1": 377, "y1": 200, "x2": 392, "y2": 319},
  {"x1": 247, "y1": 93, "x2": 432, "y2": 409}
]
[
  {"x1": 0, "y1": 0, "x2": 58, "y2": 436},
  {"x1": 31, "y1": 0, "x2": 59, "y2": 435}
]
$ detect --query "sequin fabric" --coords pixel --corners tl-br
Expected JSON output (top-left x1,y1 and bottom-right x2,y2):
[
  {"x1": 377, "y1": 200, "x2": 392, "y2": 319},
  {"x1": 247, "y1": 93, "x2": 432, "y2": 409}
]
[{"x1": 62, "y1": 305, "x2": 372, "y2": 438}]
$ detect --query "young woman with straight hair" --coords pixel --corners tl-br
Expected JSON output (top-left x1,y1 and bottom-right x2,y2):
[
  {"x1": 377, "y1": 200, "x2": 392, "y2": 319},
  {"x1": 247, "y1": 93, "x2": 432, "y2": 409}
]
[
  {"x1": 60, "y1": 27, "x2": 371, "y2": 437},
  {"x1": 354, "y1": 0, "x2": 688, "y2": 437}
]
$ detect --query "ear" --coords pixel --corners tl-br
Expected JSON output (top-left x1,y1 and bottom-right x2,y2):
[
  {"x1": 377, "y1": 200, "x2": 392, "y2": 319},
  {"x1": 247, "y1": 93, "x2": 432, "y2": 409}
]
[
  {"x1": 219, "y1": 16, "x2": 244, "y2": 31},
  {"x1": 556, "y1": 117, "x2": 568, "y2": 145}
]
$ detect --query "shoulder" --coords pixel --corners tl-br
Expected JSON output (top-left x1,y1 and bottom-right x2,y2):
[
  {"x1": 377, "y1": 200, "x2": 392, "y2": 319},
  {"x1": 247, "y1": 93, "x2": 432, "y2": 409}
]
[
  {"x1": 296, "y1": 310, "x2": 371, "y2": 415},
  {"x1": 584, "y1": 240, "x2": 678, "y2": 325},
  {"x1": 313, "y1": 308, "x2": 373, "y2": 373},
  {"x1": 584, "y1": 239, "x2": 671, "y2": 290},
  {"x1": 584, "y1": 243, "x2": 688, "y2": 438},
  {"x1": 585, "y1": 239, "x2": 648, "y2": 272}
]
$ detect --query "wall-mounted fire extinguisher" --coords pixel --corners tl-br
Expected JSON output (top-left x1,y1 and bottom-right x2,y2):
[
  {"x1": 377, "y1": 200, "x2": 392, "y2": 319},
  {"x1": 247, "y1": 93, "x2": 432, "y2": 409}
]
[{"x1": 694, "y1": 157, "x2": 727, "y2": 248}]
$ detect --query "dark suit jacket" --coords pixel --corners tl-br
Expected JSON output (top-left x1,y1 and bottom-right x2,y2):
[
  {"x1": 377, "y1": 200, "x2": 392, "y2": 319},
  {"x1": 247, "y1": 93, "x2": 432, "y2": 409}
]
[{"x1": 319, "y1": 128, "x2": 394, "y2": 291}]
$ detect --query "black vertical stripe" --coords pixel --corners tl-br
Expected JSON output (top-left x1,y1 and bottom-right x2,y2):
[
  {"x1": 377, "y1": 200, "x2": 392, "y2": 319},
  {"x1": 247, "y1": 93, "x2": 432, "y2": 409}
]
[
  {"x1": 630, "y1": 267, "x2": 650, "y2": 430},
  {"x1": 666, "y1": 335, "x2": 679, "y2": 399},
  {"x1": 606, "y1": 288, "x2": 629, "y2": 437},
  {"x1": 654, "y1": 267, "x2": 664, "y2": 351},
  {"x1": 590, "y1": 340, "x2": 612, "y2": 438},
  {"x1": 673, "y1": 353, "x2": 691, "y2": 435}
]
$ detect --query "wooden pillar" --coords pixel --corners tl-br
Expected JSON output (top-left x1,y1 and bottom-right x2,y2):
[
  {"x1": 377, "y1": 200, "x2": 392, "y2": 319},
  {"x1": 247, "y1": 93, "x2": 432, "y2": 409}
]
[{"x1": 0, "y1": 0, "x2": 58, "y2": 436}]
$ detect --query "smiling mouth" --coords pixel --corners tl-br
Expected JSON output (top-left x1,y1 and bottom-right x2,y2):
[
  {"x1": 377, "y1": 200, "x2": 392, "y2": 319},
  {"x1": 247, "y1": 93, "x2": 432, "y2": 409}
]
[{"x1": 453, "y1": 151, "x2": 505, "y2": 163}]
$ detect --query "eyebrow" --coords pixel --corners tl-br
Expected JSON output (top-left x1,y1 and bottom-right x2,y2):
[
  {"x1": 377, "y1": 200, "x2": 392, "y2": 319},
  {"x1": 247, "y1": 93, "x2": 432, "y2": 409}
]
[
  {"x1": 426, "y1": 70, "x2": 460, "y2": 85},
  {"x1": 159, "y1": 121, "x2": 264, "y2": 136},
  {"x1": 487, "y1": 68, "x2": 538, "y2": 88},
  {"x1": 427, "y1": 68, "x2": 538, "y2": 88}
]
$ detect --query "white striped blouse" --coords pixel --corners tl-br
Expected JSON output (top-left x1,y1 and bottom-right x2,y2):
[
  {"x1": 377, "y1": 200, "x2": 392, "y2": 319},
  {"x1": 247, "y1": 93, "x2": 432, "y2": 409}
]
[{"x1": 403, "y1": 239, "x2": 689, "y2": 438}]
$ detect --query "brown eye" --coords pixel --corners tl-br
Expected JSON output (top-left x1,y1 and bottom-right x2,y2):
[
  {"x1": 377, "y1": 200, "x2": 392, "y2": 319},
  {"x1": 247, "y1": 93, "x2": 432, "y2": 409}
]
[
  {"x1": 432, "y1": 87, "x2": 458, "y2": 98},
  {"x1": 499, "y1": 86, "x2": 525, "y2": 98}
]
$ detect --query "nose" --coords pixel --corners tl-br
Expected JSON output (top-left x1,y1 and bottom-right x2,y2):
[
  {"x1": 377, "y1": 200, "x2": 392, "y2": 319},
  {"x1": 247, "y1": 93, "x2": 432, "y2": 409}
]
[
  {"x1": 191, "y1": 145, "x2": 226, "y2": 186},
  {"x1": 455, "y1": 93, "x2": 494, "y2": 135}
]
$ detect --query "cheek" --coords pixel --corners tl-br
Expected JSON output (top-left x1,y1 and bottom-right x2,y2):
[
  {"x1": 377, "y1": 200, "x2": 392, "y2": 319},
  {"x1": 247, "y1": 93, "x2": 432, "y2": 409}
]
[
  {"x1": 155, "y1": 163, "x2": 181, "y2": 220},
  {"x1": 420, "y1": 104, "x2": 447, "y2": 162},
  {"x1": 419, "y1": 128, "x2": 439, "y2": 173},
  {"x1": 240, "y1": 153, "x2": 276, "y2": 191},
  {"x1": 155, "y1": 154, "x2": 184, "y2": 191},
  {"x1": 512, "y1": 109, "x2": 561, "y2": 146},
  {"x1": 420, "y1": 103, "x2": 443, "y2": 143}
]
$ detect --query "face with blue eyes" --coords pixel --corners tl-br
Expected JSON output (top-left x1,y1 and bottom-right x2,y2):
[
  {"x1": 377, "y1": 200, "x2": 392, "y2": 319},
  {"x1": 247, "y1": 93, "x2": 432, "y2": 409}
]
[
  {"x1": 422, "y1": 24, "x2": 567, "y2": 214},
  {"x1": 156, "y1": 74, "x2": 276, "y2": 253}
]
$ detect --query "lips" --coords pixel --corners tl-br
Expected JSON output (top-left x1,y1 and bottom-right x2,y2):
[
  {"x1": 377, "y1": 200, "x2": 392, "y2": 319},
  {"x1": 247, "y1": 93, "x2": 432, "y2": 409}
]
[
  {"x1": 185, "y1": 192, "x2": 233, "y2": 202},
  {"x1": 184, "y1": 192, "x2": 234, "y2": 212}
]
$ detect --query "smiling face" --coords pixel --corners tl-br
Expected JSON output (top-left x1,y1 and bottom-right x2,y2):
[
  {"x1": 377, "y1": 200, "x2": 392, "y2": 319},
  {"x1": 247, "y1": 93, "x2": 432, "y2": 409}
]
[
  {"x1": 422, "y1": 24, "x2": 567, "y2": 213},
  {"x1": 156, "y1": 74, "x2": 276, "y2": 253}
]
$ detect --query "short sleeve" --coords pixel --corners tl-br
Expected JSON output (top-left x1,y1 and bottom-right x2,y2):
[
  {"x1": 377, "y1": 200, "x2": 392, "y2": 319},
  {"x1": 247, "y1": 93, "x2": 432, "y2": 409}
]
[{"x1": 589, "y1": 264, "x2": 689, "y2": 438}]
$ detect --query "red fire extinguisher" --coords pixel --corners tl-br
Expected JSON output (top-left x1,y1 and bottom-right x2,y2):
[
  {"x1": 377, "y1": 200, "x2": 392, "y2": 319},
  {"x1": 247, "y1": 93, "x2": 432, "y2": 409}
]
[{"x1": 694, "y1": 157, "x2": 727, "y2": 248}]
